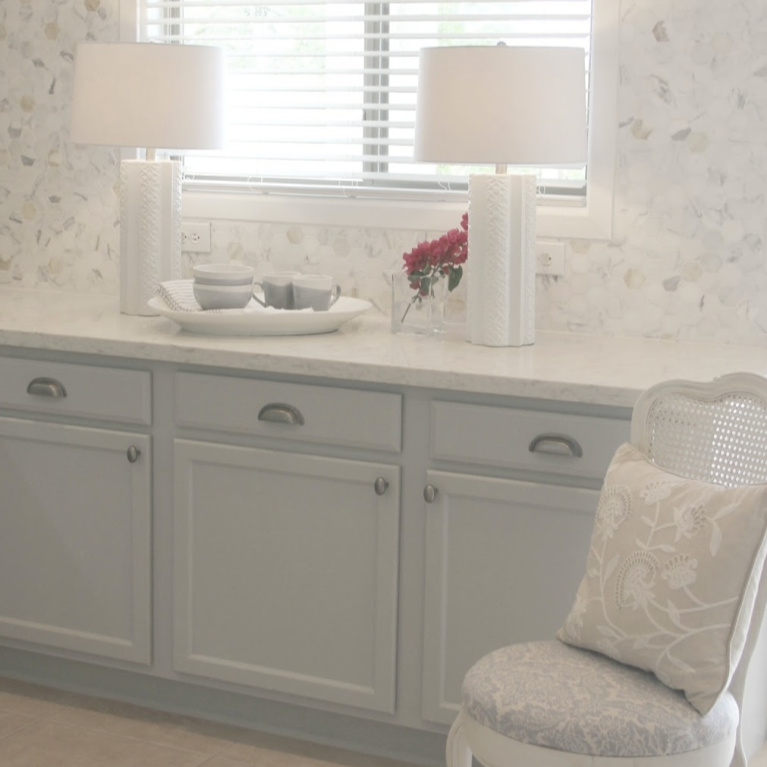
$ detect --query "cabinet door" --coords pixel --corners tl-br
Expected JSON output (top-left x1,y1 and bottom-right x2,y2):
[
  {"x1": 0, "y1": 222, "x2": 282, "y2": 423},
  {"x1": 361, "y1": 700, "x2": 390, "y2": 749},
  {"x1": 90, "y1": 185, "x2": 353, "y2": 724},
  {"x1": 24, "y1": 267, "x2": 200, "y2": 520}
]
[
  {"x1": 421, "y1": 470, "x2": 599, "y2": 725},
  {"x1": 0, "y1": 417, "x2": 151, "y2": 664},
  {"x1": 173, "y1": 439, "x2": 400, "y2": 713}
]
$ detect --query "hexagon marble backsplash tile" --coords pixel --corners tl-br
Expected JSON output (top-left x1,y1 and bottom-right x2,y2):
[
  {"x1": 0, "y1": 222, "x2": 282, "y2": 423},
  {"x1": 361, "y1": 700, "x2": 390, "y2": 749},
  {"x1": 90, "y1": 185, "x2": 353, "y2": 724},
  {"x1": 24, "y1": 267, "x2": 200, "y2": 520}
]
[
  {"x1": 197, "y1": 222, "x2": 446, "y2": 320},
  {"x1": 2, "y1": 0, "x2": 767, "y2": 344}
]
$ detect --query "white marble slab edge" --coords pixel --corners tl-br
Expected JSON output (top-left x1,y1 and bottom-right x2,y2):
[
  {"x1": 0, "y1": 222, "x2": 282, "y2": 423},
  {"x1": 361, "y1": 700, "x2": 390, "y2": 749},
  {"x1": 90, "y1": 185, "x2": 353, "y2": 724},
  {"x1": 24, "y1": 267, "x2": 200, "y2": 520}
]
[{"x1": 1, "y1": 287, "x2": 766, "y2": 408}]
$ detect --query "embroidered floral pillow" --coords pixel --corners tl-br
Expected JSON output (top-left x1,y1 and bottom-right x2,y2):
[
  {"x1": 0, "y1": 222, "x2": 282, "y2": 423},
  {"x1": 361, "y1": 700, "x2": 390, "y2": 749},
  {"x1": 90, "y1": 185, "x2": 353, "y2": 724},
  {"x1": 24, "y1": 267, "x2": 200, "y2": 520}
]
[{"x1": 558, "y1": 442, "x2": 767, "y2": 715}]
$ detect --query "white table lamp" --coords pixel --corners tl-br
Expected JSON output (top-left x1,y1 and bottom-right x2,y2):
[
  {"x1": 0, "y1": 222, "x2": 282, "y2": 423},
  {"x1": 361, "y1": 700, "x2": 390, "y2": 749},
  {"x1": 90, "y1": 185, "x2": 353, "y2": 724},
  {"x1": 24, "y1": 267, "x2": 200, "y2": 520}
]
[
  {"x1": 414, "y1": 45, "x2": 587, "y2": 347},
  {"x1": 71, "y1": 43, "x2": 225, "y2": 316}
]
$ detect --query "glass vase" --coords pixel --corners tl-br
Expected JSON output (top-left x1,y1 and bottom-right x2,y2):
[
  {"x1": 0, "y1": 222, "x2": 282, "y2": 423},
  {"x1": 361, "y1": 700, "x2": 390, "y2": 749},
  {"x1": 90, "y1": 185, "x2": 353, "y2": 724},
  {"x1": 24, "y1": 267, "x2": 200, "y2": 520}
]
[{"x1": 391, "y1": 271, "x2": 447, "y2": 336}]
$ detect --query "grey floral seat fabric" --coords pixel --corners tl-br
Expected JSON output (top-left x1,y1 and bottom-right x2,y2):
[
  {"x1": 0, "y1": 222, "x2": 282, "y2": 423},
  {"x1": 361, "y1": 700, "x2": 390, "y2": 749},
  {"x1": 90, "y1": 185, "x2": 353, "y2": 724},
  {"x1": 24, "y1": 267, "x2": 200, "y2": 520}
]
[{"x1": 461, "y1": 640, "x2": 738, "y2": 758}]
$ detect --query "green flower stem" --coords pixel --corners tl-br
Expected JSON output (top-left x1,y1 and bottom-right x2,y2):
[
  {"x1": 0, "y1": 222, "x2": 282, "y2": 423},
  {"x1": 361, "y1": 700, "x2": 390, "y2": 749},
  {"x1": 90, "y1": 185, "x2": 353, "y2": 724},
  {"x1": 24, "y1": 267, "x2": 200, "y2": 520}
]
[{"x1": 401, "y1": 265, "x2": 463, "y2": 325}]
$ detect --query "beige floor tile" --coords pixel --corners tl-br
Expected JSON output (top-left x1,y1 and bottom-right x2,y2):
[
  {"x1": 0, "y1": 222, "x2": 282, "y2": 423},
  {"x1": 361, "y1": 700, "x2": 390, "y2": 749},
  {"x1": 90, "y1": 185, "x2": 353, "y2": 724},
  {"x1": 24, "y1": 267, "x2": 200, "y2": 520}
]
[
  {"x1": 0, "y1": 679, "x2": 74, "y2": 720},
  {"x1": 0, "y1": 720, "x2": 212, "y2": 767},
  {"x1": 199, "y1": 758, "x2": 259, "y2": 767},
  {"x1": 49, "y1": 695, "x2": 237, "y2": 755},
  {"x1": 0, "y1": 678, "x2": 422, "y2": 767},
  {"x1": 221, "y1": 731, "x2": 418, "y2": 767},
  {"x1": 0, "y1": 711, "x2": 38, "y2": 740}
]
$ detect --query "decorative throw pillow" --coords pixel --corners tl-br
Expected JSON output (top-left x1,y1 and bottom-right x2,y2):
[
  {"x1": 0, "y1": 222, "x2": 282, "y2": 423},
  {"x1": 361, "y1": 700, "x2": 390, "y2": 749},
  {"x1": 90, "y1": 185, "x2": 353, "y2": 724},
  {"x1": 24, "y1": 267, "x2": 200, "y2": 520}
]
[{"x1": 558, "y1": 442, "x2": 767, "y2": 715}]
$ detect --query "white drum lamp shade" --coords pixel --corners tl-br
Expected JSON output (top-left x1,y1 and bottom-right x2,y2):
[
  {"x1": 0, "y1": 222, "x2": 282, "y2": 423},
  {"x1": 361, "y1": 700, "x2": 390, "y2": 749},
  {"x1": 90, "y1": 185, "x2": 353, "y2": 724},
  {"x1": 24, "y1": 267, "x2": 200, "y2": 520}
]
[
  {"x1": 71, "y1": 43, "x2": 225, "y2": 316},
  {"x1": 414, "y1": 46, "x2": 587, "y2": 347}
]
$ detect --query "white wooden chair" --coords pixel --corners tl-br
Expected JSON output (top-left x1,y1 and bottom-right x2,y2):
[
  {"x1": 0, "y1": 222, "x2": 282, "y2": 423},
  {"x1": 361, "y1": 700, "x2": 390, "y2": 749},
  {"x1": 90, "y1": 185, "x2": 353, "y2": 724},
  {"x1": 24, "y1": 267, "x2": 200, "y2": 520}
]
[{"x1": 447, "y1": 373, "x2": 767, "y2": 767}]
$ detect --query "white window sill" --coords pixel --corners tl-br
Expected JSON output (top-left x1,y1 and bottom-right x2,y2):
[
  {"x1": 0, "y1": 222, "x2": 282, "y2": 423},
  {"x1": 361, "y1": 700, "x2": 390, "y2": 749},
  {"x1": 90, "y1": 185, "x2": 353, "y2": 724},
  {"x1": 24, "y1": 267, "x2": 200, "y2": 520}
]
[{"x1": 181, "y1": 184, "x2": 614, "y2": 241}]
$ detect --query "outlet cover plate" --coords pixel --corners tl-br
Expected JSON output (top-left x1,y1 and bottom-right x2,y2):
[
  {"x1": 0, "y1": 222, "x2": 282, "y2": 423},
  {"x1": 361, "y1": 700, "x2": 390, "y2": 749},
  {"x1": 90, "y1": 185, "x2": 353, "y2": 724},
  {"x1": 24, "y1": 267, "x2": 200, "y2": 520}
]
[
  {"x1": 535, "y1": 240, "x2": 566, "y2": 276},
  {"x1": 181, "y1": 222, "x2": 211, "y2": 253}
]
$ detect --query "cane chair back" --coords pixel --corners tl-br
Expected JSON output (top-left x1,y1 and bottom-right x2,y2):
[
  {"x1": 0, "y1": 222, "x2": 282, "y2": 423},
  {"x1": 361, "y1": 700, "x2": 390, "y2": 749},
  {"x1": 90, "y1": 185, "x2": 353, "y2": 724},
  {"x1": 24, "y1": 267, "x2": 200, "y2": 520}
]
[{"x1": 632, "y1": 374, "x2": 767, "y2": 487}]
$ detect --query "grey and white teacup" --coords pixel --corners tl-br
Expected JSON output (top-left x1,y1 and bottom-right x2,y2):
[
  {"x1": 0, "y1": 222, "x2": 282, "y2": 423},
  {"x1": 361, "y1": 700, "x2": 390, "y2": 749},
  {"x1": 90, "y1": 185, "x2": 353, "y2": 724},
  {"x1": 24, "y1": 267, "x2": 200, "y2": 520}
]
[
  {"x1": 252, "y1": 271, "x2": 300, "y2": 310},
  {"x1": 192, "y1": 263, "x2": 255, "y2": 310},
  {"x1": 292, "y1": 274, "x2": 341, "y2": 311}
]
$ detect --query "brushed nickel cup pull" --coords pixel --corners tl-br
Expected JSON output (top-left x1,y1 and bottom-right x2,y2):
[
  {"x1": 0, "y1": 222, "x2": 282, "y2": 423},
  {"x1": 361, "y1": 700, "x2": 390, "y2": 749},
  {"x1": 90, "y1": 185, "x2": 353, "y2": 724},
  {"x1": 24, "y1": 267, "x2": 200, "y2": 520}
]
[
  {"x1": 374, "y1": 477, "x2": 389, "y2": 496},
  {"x1": 423, "y1": 484, "x2": 438, "y2": 503},
  {"x1": 26, "y1": 377, "x2": 67, "y2": 399},
  {"x1": 126, "y1": 446, "x2": 141, "y2": 463},
  {"x1": 257, "y1": 403, "x2": 305, "y2": 426},
  {"x1": 528, "y1": 433, "x2": 583, "y2": 458}
]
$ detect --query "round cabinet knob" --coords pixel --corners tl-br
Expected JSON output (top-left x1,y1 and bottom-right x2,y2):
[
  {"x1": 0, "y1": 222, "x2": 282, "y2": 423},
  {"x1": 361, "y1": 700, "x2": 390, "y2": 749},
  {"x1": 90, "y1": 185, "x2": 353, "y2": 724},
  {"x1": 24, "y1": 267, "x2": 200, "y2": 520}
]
[
  {"x1": 374, "y1": 477, "x2": 389, "y2": 496},
  {"x1": 126, "y1": 446, "x2": 141, "y2": 463},
  {"x1": 423, "y1": 484, "x2": 438, "y2": 503}
]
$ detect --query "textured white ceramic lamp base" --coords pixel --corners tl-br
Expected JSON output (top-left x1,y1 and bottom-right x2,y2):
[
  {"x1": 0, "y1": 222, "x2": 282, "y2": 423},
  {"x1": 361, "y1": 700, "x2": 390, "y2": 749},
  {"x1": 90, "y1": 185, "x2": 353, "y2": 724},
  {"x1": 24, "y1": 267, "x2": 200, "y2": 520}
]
[
  {"x1": 119, "y1": 159, "x2": 182, "y2": 316},
  {"x1": 466, "y1": 173, "x2": 536, "y2": 347}
]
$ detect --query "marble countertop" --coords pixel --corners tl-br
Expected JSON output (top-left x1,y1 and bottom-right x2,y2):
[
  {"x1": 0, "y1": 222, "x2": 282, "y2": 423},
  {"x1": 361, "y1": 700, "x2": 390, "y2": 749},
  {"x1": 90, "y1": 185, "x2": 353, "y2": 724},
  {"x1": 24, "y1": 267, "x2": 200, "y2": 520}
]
[{"x1": 1, "y1": 287, "x2": 766, "y2": 409}]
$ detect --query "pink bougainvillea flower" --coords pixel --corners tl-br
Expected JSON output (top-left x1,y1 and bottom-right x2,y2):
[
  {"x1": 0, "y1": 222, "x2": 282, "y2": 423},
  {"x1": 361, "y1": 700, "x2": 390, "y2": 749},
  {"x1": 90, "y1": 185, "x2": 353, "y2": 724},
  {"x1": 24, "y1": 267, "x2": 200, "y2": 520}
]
[{"x1": 400, "y1": 213, "x2": 468, "y2": 322}]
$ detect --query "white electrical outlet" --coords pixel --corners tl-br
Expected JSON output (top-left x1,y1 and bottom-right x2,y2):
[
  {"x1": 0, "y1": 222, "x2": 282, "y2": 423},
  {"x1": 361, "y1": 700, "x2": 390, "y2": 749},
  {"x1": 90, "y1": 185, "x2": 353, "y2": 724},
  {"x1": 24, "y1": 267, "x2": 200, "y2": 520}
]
[
  {"x1": 181, "y1": 222, "x2": 212, "y2": 253},
  {"x1": 535, "y1": 240, "x2": 566, "y2": 276}
]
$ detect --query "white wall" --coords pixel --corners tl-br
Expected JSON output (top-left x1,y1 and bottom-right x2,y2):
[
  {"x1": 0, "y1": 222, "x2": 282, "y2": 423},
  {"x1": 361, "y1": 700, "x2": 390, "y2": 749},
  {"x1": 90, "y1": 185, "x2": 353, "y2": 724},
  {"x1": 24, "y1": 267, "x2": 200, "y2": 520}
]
[{"x1": 1, "y1": 0, "x2": 766, "y2": 344}]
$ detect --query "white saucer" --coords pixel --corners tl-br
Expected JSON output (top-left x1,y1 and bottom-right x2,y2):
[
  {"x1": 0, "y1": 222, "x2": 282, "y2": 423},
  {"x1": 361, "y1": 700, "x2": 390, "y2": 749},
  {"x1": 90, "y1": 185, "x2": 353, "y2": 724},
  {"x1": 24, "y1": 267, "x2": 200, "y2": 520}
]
[{"x1": 148, "y1": 296, "x2": 372, "y2": 336}]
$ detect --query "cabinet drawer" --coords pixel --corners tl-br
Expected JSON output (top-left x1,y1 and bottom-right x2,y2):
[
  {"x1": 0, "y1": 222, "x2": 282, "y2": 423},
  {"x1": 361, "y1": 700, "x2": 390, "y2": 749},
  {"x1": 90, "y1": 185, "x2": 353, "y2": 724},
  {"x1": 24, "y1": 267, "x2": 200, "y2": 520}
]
[
  {"x1": 431, "y1": 401, "x2": 629, "y2": 480},
  {"x1": 175, "y1": 372, "x2": 402, "y2": 452},
  {"x1": 0, "y1": 357, "x2": 151, "y2": 425}
]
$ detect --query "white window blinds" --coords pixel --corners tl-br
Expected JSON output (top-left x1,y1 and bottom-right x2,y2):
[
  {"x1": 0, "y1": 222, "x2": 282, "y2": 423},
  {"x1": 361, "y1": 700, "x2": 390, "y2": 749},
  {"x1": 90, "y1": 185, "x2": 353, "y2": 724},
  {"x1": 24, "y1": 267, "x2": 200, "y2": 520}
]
[{"x1": 140, "y1": 0, "x2": 592, "y2": 200}]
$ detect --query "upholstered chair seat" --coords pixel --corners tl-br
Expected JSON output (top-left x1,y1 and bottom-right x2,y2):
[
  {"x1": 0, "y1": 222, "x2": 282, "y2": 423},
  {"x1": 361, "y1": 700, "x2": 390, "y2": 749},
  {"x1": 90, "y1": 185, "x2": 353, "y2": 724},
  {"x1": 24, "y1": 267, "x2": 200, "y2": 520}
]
[{"x1": 459, "y1": 641, "x2": 738, "y2": 764}]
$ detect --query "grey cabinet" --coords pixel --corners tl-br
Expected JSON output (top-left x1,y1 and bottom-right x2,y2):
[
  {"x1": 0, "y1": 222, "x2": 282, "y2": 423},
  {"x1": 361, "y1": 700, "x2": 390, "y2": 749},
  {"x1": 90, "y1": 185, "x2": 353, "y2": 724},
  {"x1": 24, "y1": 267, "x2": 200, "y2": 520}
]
[
  {"x1": 0, "y1": 351, "x2": 636, "y2": 753},
  {"x1": 171, "y1": 372, "x2": 402, "y2": 713},
  {"x1": 0, "y1": 358, "x2": 152, "y2": 664},
  {"x1": 420, "y1": 470, "x2": 599, "y2": 724},
  {"x1": 420, "y1": 400, "x2": 630, "y2": 724}
]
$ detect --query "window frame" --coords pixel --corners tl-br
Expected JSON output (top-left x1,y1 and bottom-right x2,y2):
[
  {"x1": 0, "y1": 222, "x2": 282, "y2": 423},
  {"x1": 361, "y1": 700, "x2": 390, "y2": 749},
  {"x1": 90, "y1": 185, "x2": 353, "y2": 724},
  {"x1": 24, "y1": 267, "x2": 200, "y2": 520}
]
[{"x1": 120, "y1": 0, "x2": 618, "y2": 239}]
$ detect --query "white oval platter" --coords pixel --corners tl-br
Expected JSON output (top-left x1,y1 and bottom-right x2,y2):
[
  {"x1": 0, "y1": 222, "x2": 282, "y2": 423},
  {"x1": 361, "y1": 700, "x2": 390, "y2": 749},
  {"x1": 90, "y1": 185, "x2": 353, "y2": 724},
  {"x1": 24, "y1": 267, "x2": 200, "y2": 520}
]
[{"x1": 148, "y1": 296, "x2": 372, "y2": 336}]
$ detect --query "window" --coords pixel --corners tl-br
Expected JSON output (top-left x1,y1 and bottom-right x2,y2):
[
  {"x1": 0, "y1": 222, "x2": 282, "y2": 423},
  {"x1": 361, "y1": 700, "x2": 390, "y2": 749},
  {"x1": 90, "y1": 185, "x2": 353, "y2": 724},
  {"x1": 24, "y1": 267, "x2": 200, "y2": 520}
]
[{"x1": 126, "y1": 0, "x2": 617, "y2": 238}]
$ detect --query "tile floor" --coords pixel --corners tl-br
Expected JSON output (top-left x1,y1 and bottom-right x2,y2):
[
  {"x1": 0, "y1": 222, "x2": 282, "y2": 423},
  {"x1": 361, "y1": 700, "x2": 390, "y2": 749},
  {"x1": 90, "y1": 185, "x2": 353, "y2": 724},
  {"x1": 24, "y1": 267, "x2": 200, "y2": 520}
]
[
  {"x1": 0, "y1": 676, "x2": 423, "y2": 767},
  {"x1": 2, "y1": 675, "x2": 767, "y2": 767}
]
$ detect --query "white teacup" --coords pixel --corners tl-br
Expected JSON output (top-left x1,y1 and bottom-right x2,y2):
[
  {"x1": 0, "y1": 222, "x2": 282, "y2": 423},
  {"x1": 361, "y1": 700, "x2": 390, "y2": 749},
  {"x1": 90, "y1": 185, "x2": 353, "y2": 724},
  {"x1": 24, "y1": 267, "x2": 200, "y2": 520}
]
[
  {"x1": 193, "y1": 282, "x2": 253, "y2": 310},
  {"x1": 193, "y1": 263, "x2": 255, "y2": 286},
  {"x1": 292, "y1": 274, "x2": 341, "y2": 312},
  {"x1": 252, "y1": 271, "x2": 300, "y2": 310}
]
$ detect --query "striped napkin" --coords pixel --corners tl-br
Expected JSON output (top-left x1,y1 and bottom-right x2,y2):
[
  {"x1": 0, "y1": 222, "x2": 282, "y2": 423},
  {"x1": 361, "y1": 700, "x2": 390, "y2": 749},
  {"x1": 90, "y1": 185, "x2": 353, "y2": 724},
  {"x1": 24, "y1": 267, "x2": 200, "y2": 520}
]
[{"x1": 156, "y1": 280, "x2": 204, "y2": 312}]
